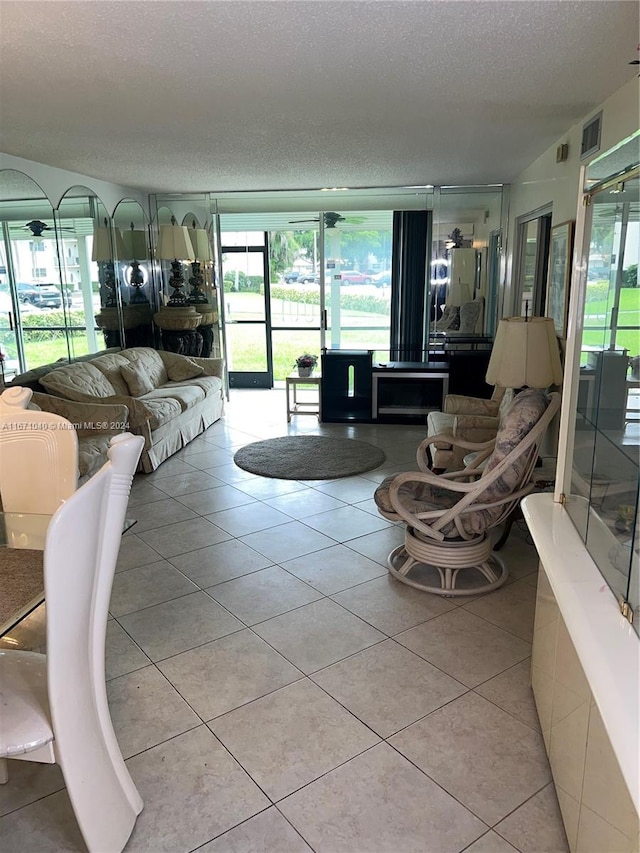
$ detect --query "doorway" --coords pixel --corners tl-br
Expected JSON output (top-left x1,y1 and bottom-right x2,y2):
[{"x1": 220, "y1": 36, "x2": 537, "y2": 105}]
[
  {"x1": 515, "y1": 207, "x2": 552, "y2": 317},
  {"x1": 220, "y1": 234, "x2": 272, "y2": 388}
]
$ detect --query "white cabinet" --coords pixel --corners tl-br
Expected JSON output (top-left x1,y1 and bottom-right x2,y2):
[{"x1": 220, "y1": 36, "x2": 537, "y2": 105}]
[{"x1": 448, "y1": 248, "x2": 477, "y2": 306}]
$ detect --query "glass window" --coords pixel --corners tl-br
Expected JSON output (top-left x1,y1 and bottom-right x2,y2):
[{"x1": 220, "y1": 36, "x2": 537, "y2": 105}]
[{"x1": 566, "y1": 155, "x2": 639, "y2": 631}]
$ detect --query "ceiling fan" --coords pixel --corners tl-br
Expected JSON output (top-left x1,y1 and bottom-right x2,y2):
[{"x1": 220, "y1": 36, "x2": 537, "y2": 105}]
[
  {"x1": 288, "y1": 211, "x2": 366, "y2": 229},
  {"x1": 24, "y1": 220, "x2": 74, "y2": 237}
]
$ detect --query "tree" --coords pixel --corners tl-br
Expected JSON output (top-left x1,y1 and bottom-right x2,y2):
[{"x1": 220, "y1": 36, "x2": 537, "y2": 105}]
[
  {"x1": 268, "y1": 231, "x2": 302, "y2": 281},
  {"x1": 333, "y1": 229, "x2": 391, "y2": 269},
  {"x1": 622, "y1": 264, "x2": 637, "y2": 288}
]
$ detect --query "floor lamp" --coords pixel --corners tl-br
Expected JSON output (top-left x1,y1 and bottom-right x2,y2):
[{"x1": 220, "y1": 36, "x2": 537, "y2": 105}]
[{"x1": 486, "y1": 316, "x2": 563, "y2": 391}]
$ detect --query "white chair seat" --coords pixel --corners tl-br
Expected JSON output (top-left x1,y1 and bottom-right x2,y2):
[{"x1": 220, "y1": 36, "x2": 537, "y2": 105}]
[
  {"x1": 426, "y1": 410, "x2": 455, "y2": 438},
  {"x1": 0, "y1": 650, "x2": 52, "y2": 757}
]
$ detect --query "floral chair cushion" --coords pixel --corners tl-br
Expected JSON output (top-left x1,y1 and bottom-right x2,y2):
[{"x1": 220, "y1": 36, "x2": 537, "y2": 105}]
[
  {"x1": 375, "y1": 388, "x2": 550, "y2": 539},
  {"x1": 461, "y1": 388, "x2": 549, "y2": 535},
  {"x1": 374, "y1": 475, "x2": 459, "y2": 523}
]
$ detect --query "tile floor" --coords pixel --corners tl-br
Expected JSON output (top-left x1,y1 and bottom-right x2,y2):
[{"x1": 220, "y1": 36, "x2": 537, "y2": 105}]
[{"x1": 0, "y1": 389, "x2": 570, "y2": 853}]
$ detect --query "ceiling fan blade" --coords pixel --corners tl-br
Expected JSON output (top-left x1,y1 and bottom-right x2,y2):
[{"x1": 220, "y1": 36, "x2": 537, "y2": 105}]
[{"x1": 289, "y1": 218, "x2": 320, "y2": 224}]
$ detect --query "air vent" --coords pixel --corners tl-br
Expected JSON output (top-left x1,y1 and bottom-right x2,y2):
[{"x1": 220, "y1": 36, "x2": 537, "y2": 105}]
[{"x1": 581, "y1": 111, "x2": 602, "y2": 160}]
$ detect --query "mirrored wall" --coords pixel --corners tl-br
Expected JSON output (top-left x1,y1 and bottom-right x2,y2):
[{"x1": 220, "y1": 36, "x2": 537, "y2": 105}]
[
  {"x1": 0, "y1": 172, "x2": 114, "y2": 377},
  {"x1": 1, "y1": 173, "x2": 508, "y2": 387}
]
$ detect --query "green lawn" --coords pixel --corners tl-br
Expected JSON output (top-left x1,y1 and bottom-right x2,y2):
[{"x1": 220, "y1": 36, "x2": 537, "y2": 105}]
[
  {"x1": 583, "y1": 288, "x2": 640, "y2": 356},
  {"x1": 225, "y1": 290, "x2": 391, "y2": 381}
]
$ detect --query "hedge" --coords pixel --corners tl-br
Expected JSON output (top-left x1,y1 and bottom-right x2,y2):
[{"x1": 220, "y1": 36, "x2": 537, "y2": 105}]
[
  {"x1": 270, "y1": 285, "x2": 388, "y2": 314},
  {"x1": 18, "y1": 311, "x2": 88, "y2": 341}
]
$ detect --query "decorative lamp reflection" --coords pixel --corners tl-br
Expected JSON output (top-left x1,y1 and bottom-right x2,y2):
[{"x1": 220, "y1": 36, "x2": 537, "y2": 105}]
[
  {"x1": 156, "y1": 216, "x2": 194, "y2": 306},
  {"x1": 92, "y1": 219, "x2": 126, "y2": 307},
  {"x1": 186, "y1": 224, "x2": 212, "y2": 304},
  {"x1": 122, "y1": 223, "x2": 149, "y2": 303}
]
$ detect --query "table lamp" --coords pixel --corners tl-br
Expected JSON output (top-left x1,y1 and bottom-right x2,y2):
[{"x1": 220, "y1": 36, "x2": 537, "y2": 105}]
[{"x1": 156, "y1": 216, "x2": 194, "y2": 306}]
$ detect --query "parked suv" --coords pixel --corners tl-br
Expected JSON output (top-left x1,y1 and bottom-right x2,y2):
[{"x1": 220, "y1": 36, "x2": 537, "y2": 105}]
[{"x1": 17, "y1": 282, "x2": 69, "y2": 309}]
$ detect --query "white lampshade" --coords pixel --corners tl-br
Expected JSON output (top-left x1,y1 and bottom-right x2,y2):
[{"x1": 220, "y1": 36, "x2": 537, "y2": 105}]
[
  {"x1": 92, "y1": 226, "x2": 126, "y2": 262},
  {"x1": 157, "y1": 222, "x2": 194, "y2": 261},
  {"x1": 486, "y1": 316, "x2": 563, "y2": 388},
  {"x1": 187, "y1": 227, "x2": 212, "y2": 262},
  {"x1": 122, "y1": 228, "x2": 149, "y2": 260}
]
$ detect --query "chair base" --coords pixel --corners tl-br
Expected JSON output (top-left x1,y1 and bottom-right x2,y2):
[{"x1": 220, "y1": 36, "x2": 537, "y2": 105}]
[{"x1": 387, "y1": 527, "x2": 509, "y2": 597}]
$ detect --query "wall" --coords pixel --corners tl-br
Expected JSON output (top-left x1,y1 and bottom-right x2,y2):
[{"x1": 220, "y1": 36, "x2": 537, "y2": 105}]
[
  {"x1": 504, "y1": 76, "x2": 640, "y2": 315},
  {"x1": 0, "y1": 153, "x2": 147, "y2": 214}
]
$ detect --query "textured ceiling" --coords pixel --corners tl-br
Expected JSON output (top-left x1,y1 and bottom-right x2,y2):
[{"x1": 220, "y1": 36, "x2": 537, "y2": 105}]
[{"x1": 0, "y1": 1, "x2": 638, "y2": 194}]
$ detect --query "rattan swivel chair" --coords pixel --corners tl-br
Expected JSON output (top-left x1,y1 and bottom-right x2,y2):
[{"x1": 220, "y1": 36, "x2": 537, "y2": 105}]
[{"x1": 374, "y1": 389, "x2": 560, "y2": 596}]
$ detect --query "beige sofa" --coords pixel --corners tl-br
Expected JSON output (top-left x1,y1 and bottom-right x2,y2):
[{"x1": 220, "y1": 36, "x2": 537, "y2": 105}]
[
  {"x1": 30, "y1": 393, "x2": 131, "y2": 484},
  {"x1": 31, "y1": 347, "x2": 224, "y2": 473}
]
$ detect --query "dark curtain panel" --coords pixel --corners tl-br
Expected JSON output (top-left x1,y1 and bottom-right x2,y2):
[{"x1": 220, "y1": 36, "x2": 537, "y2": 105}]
[{"x1": 390, "y1": 210, "x2": 431, "y2": 362}]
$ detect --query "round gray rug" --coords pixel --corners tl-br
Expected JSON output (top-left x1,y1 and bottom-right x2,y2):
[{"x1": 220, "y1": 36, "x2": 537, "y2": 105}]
[{"x1": 233, "y1": 436, "x2": 386, "y2": 480}]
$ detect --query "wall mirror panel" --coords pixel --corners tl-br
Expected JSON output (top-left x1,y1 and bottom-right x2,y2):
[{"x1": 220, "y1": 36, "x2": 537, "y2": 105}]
[
  {"x1": 430, "y1": 186, "x2": 504, "y2": 344},
  {"x1": 112, "y1": 199, "x2": 154, "y2": 348},
  {"x1": 56, "y1": 185, "x2": 111, "y2": 361},
  {"x1": 0, "y1": 170, "x2": 67, "y2": 376},
  {"x1": 150, "y1": 197, "x2": 220, "y2": 357}
]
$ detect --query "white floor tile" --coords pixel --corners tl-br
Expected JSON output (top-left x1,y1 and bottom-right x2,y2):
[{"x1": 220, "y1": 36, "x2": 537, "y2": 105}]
[{"x1": 4, "y1": 389, "x2": 567, "y2": 851}]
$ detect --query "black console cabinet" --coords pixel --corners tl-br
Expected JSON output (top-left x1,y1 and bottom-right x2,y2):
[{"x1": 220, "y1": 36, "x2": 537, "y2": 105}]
[
  {"x1": 372, "y1": 362, "x2": 449, "y2": 424},
  {"x1": 321, "y1": 350, "x2": 373, "y2": 422},
  {"x1": 320, "y1": 347, "x2": 493, "y2": 425}
]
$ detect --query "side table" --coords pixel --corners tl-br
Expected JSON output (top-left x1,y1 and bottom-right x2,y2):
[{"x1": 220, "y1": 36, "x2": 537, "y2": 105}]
[{"x1": 286, "y1": 372, "x2": 322, "y2": 422}]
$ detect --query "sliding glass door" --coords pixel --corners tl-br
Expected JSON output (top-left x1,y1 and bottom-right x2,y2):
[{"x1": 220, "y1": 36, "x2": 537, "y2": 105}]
[
  {"x1": 219, "y1": 211, "x2": 393, "y2": 385},
  {"x1": 322, "y1": 210, "x2": 392, "y2": 358},
  {"x1": 220, "y1": 233, "x2": 271, "y2": 388}
]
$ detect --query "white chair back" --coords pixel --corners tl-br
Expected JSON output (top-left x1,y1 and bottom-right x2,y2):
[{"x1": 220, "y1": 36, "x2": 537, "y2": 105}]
[
  {"x1": 0, "y1": 432, "x2": 144, "y2": 852},
  {"x1": 46, "y1": 432, "x2": 144, "y2": 850},
  {"x1": 0, "y1": 386, "x2": 78, "y2": 514}
]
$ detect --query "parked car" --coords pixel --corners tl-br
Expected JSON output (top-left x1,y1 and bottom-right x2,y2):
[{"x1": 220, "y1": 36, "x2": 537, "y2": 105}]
[
  {"x1": 17, "y1": 282, "x2": 73, "y2": 309},
  {"x1": 338, "y1": 270, "x2": 372, "y2": 285},
  {"x1": 371, "y1": 269, "x2": 391, "y2": 287},
  {"x1": 298, "y1": 271, "x2": 319, "y2": 284}
]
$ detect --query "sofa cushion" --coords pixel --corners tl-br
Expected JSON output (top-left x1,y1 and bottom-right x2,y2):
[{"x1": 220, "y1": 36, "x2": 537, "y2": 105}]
[
  {"x1": 163, "y1": 376, "x2": 222, "y2": 397},
  {"x1": 41, "y1": 362, "x2": 118, "y2": 401},
  {"x1": 90, "y1": 352, "x2": 132, "y2": 396},
  {"x1": 140, "y1": 385, "x2": 205, "y2": 412},
  {"x1": 120, "y1": 360, "x2": 155, "y2": 396},
  {"x1": 121, "y1": 348, "x2": 168, "y2": 389},
  {"x1": 78, "y1": 435, "x2": 112, "y2": 481},
  {"x1": 137, "y1": 396, "x2": 182, "y2": 429},
  {"x1": 166, "y1": 357, "x2": 205, "y2": 382}
]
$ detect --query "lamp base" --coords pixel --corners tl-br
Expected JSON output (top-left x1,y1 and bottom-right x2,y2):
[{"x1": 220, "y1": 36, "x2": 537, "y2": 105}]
[{"x1": 167, "y1": 259, "x2": 189, "y2": 306}]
